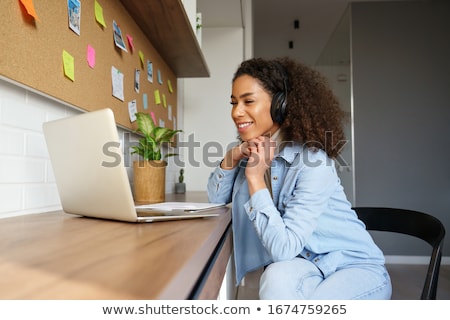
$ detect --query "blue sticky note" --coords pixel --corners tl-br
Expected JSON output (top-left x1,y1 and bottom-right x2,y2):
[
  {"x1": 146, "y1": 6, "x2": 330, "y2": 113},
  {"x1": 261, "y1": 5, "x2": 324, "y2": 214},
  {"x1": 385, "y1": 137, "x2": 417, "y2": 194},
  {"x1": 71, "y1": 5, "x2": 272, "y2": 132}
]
[{"x1": 143, "y1": 93, "x2": 148, "y2": 109}]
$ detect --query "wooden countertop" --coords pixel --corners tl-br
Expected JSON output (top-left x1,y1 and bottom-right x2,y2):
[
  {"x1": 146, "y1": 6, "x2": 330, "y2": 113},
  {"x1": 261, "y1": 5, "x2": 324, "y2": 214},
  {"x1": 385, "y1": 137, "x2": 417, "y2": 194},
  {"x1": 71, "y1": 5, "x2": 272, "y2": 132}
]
[{"x1": 0, "y1": 192, "x2": 231, "y2": 299}]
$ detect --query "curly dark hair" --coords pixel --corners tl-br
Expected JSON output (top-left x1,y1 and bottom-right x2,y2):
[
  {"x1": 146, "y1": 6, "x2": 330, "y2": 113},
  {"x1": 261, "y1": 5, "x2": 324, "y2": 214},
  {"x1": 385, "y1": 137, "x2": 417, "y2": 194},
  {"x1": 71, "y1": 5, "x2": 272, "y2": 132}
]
[{"x1": 232, "y1": 57, "x2": 348, "y2": 159}]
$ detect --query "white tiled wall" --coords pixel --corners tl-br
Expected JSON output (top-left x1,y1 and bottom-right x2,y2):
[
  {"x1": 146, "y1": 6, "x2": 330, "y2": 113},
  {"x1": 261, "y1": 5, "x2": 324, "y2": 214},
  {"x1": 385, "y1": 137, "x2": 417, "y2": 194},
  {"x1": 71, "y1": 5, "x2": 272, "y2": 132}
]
[{"x1": 0, "y1": 78, "x2": 178, "y2": 218}]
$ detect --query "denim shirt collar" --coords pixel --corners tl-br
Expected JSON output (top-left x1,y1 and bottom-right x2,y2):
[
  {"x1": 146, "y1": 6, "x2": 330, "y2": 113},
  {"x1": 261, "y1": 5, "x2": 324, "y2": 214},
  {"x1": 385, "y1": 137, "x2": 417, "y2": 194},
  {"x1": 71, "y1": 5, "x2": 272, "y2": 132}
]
[{"x1": 275, "y1": 141, "x2": 304, "y2": 164}]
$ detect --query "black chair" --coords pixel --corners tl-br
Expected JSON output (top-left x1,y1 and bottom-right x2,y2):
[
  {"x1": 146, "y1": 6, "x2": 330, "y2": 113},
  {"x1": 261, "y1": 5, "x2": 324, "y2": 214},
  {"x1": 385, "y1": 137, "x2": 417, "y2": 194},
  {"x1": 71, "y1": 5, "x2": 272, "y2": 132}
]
[{"x1": 352, "y1": 207, "x2": 446, "y2": 300}]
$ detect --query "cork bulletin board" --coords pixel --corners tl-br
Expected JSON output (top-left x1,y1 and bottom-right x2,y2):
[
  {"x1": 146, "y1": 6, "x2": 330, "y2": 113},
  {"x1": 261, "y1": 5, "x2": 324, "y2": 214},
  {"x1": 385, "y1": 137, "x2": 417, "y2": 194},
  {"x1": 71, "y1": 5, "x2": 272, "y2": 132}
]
[{"x1": 0, "y1": 0, "x2": 177, "y2": 131}]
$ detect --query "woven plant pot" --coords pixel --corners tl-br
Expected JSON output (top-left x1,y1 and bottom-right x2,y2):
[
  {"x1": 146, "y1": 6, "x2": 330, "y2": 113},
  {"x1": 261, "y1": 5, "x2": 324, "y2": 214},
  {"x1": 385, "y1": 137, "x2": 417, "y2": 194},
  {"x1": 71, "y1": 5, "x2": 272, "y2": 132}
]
[{"x1": 133, "y1": 160, "x2": 166, "y2": 203}]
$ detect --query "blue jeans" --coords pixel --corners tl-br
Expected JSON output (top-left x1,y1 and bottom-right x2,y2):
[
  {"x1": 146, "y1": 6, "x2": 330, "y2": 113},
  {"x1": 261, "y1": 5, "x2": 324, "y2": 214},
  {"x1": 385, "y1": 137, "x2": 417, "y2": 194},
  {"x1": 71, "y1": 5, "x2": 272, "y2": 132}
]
[{"x1": 259, "y1": 258, "x2": 392, "y2": 299}]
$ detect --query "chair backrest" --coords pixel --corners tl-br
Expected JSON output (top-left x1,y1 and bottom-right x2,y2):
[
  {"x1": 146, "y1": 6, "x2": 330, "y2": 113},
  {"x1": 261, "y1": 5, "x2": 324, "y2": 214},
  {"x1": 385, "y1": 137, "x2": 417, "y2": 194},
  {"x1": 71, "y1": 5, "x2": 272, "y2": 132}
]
[{"x1": 352, "y1": 207, "x2": 446, "y2": 300}]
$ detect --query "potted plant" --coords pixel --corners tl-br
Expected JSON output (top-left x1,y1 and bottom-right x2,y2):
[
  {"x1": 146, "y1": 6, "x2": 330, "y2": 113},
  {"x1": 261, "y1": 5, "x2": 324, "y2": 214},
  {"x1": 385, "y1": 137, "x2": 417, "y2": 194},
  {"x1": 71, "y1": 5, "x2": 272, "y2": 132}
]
[{"x1": 131, "y1": 112, "x2": 182, "y2": 203}]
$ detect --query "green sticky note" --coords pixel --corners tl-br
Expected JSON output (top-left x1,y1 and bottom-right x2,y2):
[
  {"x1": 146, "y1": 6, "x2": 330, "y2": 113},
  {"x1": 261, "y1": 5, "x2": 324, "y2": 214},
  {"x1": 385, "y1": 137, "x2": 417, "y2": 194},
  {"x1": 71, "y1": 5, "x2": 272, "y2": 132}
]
[
  {"x1": 154, "y1": 89, "x2": 161, "y2": 104},
  {"x1": 139, "y1": 50, "x2": 145, "y2": 67},
  {"x1": 62, "y1": 50, "x2": 75, "y2": 81},
  {"x1": 95, "y1": 0, "x2": 106, "y2": 27}
]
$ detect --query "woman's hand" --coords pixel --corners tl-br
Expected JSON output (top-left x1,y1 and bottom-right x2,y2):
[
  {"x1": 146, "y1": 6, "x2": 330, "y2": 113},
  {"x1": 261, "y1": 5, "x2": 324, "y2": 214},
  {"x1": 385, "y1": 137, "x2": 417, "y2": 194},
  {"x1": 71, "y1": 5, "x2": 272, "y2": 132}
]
[
  {"x1": 220, "y1": 136, "x2": 276, "y2": 195},
  {"x1": 245, "y1": 136, "x2": 276, "y2": 195},
  {"x1": 220, "y1": 141, "x2": 251, "y2": 170}
]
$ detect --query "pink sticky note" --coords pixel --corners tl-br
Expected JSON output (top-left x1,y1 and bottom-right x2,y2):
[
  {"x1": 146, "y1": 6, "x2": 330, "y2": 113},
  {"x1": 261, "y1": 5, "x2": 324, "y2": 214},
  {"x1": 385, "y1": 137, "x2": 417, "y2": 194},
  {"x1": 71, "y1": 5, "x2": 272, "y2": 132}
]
[
  {"x1": 126, "y1": 34, "x2": 135, "y2": 52},
  {"x1": 87, "y1": 45, "x2": 96, "y2": 68},
  {"x1": 150, "y1": 112, "x2": 157, "y2": 125}
]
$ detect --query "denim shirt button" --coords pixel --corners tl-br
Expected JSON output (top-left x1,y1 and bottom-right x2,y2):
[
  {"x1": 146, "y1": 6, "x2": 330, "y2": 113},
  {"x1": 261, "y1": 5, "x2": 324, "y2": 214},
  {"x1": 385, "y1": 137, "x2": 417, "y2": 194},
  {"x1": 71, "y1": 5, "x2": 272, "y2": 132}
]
[
  {"x1": 273, "y1": 176, "x2": 278, "y2": 180},
  {"x1": 306, "y1": 252, "x2": 311, "y2": 258},
  {"x1": 314, "y1": 258, "x2": 319, "y2": 263}
]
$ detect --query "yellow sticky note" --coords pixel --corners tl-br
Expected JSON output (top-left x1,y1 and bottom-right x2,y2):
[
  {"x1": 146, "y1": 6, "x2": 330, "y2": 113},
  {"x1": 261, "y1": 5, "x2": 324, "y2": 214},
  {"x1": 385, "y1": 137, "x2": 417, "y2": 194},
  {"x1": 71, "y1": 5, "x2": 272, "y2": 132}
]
[
  {"x1": 138, "y1": 50, "x2": 145, "y2": 67},
  {"x1": 20, "y1": 0, "x2": 40, "y2": 21},
  {"x1": 162, "y1": 94, "x2": 167, "y2": 108},
  {"x1": 95, "y1": 0, "x2": 106, "y2": 27},
  {"x1": 167, "y1": 80, "x2": 173, "y2": 93},
  {"x1": 62, "y1": 50, "x2": 75, "y2": 81},
  {"x1": 154, "y1": 90, "x2": 161, "y2": 105}
]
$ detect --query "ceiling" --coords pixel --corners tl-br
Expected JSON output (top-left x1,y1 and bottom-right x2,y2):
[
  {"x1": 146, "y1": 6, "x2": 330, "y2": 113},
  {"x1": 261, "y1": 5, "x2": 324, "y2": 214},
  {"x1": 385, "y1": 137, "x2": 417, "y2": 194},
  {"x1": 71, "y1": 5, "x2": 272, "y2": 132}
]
[{"x1": 197, "y1": 0, "x2": 410, "y2": 66}]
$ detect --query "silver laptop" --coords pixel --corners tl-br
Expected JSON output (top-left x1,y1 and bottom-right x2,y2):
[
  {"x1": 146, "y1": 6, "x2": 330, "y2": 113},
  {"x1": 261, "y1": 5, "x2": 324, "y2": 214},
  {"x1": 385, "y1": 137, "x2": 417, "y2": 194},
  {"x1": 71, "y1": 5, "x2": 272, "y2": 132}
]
[{"x1": 42, "y1": 108, "x2": 223, "y2": 222}]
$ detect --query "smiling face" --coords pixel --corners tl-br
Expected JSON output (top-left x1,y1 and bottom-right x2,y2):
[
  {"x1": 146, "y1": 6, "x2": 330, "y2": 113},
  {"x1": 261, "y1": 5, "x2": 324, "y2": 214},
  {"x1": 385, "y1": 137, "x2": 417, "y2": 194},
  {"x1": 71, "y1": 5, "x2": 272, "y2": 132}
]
[{"x1": 230, "y1": 75, "x2": 280, "y2": 141}]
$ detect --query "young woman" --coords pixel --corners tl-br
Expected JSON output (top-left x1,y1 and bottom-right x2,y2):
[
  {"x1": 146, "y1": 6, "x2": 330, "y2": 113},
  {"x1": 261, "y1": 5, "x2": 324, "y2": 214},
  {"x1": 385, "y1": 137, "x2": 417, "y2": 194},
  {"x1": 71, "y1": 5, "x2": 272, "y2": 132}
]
[{"x1": 207, "y1": 57, "x2": 392, "y2": 299}]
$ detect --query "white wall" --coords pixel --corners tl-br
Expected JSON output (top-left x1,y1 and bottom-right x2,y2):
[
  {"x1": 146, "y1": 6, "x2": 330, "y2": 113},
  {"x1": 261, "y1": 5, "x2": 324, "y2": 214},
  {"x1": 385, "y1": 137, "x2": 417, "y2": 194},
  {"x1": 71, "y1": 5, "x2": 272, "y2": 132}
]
[
  {"x1": 0, "y1": 78, "x2": 80, "y2": 217},
  {"x1": 0, "y1": 77, "x2": 179, "y2": 218},
  {"x1": 181, "y1": 27, "x2": 245, "y2": 191}
]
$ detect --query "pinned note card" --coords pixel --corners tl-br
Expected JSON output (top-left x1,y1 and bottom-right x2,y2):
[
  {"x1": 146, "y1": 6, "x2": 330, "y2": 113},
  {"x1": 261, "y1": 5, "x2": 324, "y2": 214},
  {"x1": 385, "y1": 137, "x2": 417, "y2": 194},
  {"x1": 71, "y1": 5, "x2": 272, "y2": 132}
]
[
  {"x1": 134, "y1": 69, "x2": 140, "y2": 93},
  {"x1": 168, "y1": 105, "x2": 172, "y2": 120},
  {"x1": 95, "y1": 0, "x2": 106, "y2": 27},
  {"x1": 128, "y1": 100, "x2": 137, "y2": 122},
  {"x1": 111, "y1": 66, "x2": 124, "y2": 101},
  {"x1": 147, "y1": 60, "x2": 153, "y2": 83},
  {"x1": 62, "y1": 50, "x2": 75, "y2": 81},
  {"x1": 167, "y1": 80, "x2": 173, "y2": 93},
  {"x1": 157, "y1": 69, "x2": 163, "y2": 84}
]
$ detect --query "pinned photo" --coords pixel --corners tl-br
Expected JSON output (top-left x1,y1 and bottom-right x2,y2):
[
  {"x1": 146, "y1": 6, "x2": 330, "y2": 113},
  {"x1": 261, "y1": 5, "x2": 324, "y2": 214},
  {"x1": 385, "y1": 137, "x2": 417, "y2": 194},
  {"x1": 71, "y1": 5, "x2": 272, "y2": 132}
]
[
  {"x1": 134, "y1": 69, "x2": 140, "y2": 93},
  {"x1": 68, "y1": 0, "x2": 81, "y2": 35},
  {"x1": 113, "y1": 20, "x2": 127, "y2": 52},
  {"x1": 147, "y1": 60, "x2": 153, "y2": 83}
]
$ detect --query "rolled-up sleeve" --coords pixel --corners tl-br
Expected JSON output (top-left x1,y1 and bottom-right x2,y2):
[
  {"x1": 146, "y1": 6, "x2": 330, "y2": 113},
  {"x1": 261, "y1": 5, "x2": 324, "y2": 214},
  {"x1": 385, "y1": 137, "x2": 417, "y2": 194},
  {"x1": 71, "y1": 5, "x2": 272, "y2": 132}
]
[{"x1": 207, "y1": 166, "x2": 238, "y2": 204}]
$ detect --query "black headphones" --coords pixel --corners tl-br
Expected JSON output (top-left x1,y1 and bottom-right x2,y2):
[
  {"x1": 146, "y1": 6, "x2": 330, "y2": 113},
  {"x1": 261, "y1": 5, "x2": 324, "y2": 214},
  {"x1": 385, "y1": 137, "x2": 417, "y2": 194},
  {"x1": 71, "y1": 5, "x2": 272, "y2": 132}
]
[{"x1": 270, "y1": 61, "x2": 289, "y2": 124}]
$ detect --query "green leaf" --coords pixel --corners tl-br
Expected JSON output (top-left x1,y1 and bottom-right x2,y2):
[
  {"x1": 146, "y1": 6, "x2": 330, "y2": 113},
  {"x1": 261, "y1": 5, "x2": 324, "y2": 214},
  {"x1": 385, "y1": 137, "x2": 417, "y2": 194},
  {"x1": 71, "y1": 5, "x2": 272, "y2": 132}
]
[
  {"x1": 152, "y1": 127, "x2": 182, "y2": 143},
  {"x1": 135, "y1": 112, "x2": 155, "y2": 136},
  {"x1": 164, "y1": 152, "x2": 179, "y2": 159},
  {"x1": 133, "y1": 112, "x2": 182, "y2": 161}
]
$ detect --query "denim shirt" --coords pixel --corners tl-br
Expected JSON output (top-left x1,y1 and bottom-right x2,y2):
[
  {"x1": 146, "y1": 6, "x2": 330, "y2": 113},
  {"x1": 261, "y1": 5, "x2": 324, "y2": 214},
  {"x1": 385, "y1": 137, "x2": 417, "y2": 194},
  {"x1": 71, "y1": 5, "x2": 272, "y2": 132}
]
[{"x1": 207, "y1": 142, "x2": 385, "y2": 285}]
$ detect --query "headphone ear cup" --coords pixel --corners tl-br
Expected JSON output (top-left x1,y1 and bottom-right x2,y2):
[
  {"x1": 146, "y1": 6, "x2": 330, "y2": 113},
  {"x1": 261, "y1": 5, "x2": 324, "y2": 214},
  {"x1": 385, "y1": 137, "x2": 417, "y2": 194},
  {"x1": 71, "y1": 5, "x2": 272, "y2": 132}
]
[{"x1": 271, "y1": 91, "x2": 287, "y2": 124}]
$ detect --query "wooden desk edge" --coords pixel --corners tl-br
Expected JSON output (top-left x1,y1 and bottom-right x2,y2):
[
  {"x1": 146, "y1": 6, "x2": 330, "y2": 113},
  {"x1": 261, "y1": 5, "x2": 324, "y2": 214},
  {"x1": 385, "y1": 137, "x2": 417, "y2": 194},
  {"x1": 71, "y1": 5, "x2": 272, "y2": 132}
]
[{"x1": 191, "y1": 224, "x2": 233, "y2": 299}]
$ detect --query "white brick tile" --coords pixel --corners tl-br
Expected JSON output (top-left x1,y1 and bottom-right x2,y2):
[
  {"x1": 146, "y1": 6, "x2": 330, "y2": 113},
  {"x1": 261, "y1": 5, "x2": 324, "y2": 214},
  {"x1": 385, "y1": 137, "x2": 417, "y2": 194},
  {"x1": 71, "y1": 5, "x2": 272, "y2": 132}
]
[
  {"x1": 0, "y1": 126, "x2": 25, "y2": 155},
  {"x1": 0, "y1": 157, "x2": 46, "y2": 183},
  {"x1": 26, "y1": 132, "x2": 48, "y2": 158},
  {"x1": 2, "y1": 98, "x2": 47, "y2": 131},
  {"x1": 0, "y1": 185, "x2": 23, "y2": 214},
  {"x1": 24, "y1": 184, "x2": 61, "y2": 210}
]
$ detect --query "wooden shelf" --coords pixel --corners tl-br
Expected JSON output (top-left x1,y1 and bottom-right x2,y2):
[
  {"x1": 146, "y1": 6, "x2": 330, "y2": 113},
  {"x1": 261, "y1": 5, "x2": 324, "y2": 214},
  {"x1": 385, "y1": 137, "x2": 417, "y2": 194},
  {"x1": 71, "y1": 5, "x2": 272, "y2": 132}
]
[{"x1": 120, "y1": 0, "x2": 210, "y2": 78}]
